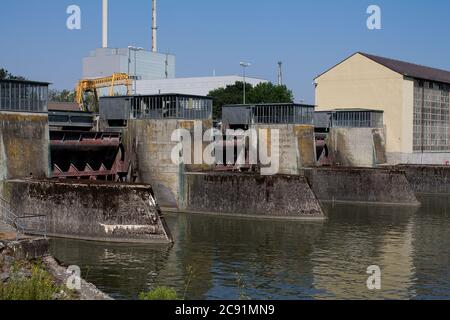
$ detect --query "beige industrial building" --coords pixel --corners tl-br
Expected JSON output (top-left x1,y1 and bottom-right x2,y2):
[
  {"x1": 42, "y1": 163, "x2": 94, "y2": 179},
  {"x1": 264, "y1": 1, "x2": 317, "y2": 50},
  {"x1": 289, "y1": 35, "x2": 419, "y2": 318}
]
[{"x1": 315, "y1": 52, "x2": 450, "y2": 165}]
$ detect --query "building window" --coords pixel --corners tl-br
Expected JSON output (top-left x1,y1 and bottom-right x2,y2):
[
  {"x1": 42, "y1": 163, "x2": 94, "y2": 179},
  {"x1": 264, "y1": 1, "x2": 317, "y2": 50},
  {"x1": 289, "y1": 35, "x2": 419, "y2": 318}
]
[{"x1": 413, "y1": 80, "x2": 450, "y2": 152}]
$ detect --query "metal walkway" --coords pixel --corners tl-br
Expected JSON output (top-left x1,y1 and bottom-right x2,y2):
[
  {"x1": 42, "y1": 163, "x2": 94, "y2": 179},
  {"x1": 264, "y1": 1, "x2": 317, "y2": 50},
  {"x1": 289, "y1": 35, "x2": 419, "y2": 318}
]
[{"x1": 0, "y1": 197, "x2": 47, "y2": 240}]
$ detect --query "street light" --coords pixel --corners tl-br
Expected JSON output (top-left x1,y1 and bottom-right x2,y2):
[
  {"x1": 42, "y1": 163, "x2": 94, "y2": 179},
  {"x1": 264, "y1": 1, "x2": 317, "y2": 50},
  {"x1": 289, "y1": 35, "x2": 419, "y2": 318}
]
[
  {"x1": 128, "y1": 46, "x2": 144, "y2": 94},
  {"x1": 240, "y1": 61, "x2": 251, "y2": 104}
]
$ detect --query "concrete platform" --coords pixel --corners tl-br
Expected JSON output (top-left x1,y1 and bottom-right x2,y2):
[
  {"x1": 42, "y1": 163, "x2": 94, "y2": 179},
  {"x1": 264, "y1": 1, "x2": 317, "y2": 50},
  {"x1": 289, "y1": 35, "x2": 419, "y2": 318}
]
[{"x1": 2, "y1": 179, "x2": 173, "y2": 244}]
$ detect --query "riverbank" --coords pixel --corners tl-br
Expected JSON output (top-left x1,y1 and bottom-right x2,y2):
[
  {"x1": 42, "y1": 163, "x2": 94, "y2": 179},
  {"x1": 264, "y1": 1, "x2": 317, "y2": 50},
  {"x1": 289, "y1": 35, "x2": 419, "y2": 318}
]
[{"x1": 0, "y1": 236, "x2": 111, "y2": 300}]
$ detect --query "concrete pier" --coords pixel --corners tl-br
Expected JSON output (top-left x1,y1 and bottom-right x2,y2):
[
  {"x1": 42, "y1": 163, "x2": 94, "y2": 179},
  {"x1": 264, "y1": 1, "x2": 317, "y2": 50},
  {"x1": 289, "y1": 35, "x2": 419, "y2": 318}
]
[
  {"x1": 1, "y1": 180, "x2": 173, "y2": 244},
  {"x1": 319, "y1": 127, "x2": 387, "y2": 167},
  {"x1": 254, "y1": 124, "x2": 317, "y2": 174},
  {"x1": 121, "y1": 118, "x2": 213, "y2": 208},
  {"x1": 395, "y1": 165, "x2": 450, "y2": 195},
  {"x1": 304, "y1": 167, "x2": 420, "y2": 206},
  {"x1": 180, "y1": 172, "x2": 324, "y2": 219}
]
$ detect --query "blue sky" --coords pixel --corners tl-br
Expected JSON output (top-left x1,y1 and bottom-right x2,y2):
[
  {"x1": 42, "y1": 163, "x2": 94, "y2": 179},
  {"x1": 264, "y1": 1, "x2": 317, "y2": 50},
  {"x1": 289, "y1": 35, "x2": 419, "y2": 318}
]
[{"x1": 1, "y1": 0, "x2": 450, "y2": 103}]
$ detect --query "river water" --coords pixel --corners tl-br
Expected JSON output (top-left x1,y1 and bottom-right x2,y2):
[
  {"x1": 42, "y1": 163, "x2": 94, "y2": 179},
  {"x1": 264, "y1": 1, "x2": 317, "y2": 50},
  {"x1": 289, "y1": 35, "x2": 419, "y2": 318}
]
[{"x1": 50, "y1": 195, "x2": 449, "y2": 300}]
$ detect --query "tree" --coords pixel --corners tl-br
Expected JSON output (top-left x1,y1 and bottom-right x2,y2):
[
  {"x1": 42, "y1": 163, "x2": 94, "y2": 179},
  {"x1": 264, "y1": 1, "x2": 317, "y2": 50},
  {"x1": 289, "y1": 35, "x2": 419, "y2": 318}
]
[
  {"x1": 48, "y1": 89, "x2": 76, "y2": 102},
  {"x1": 208, "y1": 81, "x2": 253, "y2": 120},
  {"x1": 0, "y1": 68, "x2": 26, "y2": 80},
  {"x1": 247, "y1": 82, "x2": 294, "y2": 105},
  {"x1": 0, "y1": 69, "x2": 7, "y2": 80},
  {"x1": 207, "y1": 81, "x2": 294, "y2": 120}
]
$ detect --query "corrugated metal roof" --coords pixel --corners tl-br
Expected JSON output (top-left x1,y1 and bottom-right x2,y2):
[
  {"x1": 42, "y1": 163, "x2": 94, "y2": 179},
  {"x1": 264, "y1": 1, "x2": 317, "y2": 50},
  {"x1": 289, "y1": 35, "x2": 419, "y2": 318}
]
[{"x1": 359, "y1": 52, "x2": 450, "y2": 85}]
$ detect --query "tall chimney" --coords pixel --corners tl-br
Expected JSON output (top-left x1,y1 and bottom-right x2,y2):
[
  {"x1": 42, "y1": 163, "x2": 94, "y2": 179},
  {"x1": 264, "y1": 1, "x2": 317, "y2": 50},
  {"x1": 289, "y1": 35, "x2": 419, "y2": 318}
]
[
  {"x1": 152, "y1": 0, "x2": 157, "y2": 52},
  {"x1": 277, "y1": 61, "x2": 283, "y2": 86},
  {"x1": 102, "y1": 0, "x2": 108, "y2": 48}
]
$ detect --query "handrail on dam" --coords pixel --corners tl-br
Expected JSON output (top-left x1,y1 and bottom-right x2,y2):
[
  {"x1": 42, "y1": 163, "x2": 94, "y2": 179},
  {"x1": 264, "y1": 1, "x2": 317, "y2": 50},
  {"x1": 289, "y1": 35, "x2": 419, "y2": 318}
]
[{"x1": 0, "y1": 197, "x2": 47, "y2": 240}]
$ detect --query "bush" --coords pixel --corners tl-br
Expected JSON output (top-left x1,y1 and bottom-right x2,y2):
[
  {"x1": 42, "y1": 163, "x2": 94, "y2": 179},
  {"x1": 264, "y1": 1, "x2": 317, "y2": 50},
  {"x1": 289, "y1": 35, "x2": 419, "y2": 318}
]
[
  {"x1": 0, "y1": 264, "x2": 60, "y2": 300},
  {"x1": 139, "y1": 287, "x2": 178, "y2": 301}
]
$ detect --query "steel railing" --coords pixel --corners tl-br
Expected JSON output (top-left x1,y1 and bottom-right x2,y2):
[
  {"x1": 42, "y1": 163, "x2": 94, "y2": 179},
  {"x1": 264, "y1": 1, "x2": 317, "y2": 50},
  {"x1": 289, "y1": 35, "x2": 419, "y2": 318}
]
[{"x1": 0, "y1": 197, "x2": 47, "y2": 240}]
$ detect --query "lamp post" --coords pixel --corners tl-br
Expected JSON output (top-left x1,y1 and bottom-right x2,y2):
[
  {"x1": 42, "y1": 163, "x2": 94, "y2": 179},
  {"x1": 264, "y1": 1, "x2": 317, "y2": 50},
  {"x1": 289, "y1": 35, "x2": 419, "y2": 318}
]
[
  {"x1": 240, "y1": 62, "x2": 251, "y2": 104},
  {"x1": 128, "y1": 46, "x2": 144, "y2": 94}
]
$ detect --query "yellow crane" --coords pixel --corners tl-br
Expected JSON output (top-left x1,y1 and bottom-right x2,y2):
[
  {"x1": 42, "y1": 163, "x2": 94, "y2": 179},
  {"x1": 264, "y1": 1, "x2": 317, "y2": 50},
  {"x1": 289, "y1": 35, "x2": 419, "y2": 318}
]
[{"x1": 75, "y1": 73, "x2": 132, "y2": 112}]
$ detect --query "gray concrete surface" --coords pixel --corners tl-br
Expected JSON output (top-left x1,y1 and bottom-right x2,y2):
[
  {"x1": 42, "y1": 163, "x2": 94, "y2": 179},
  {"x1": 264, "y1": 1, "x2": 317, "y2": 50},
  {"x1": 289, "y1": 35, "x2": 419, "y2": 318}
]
[
  {"x1": 1, "y1": 180, "x2": 173, "y2": 244},
  {"x1": 182, "y1": 172, "x2": 324, "y2": 219}
]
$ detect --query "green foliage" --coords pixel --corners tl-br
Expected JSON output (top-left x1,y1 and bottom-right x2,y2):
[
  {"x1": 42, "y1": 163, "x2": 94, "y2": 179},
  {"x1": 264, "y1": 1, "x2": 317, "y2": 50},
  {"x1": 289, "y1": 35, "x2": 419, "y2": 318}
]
[
  {"x1": 0, "y1": 69, "x2": 7, "y2": 80},
  {"x1": 0, "y1": 68, "x2": 26, "y2": 80},
  {"x1": 247, "y1": 82, "x2": 294, "y2": 105},
  {"x1": 49, "y1": 89, "x2": 76, "y2": 103},
  {"x1": 139, "y1": 286, "x2": 178, "y2": 301},
  {"x1": 208, "y1": 81, "x2": 252, "y2": 120},
  {"x1": 207, "y1": 81, "x2": 294, "y2": 120},
  {"x1": 0, "y1": 264, "x2": 60, "y2": 300}
]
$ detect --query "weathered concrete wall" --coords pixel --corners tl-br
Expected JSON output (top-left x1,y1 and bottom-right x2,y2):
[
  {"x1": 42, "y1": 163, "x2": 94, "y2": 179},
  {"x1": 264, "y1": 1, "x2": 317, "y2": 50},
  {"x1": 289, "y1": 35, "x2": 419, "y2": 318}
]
[
  {"x1": 304, "y1": 168, "x2": 419, "y2": 206},
  {"x1": 123, "y1": 119, "x2": 213, "y2": 208},
  {"x1": 124, "y1": 119, "x2": 179, "y2": 208},
  {"x1": 182, "y1": 172, "x2": 324, "y2": 219},
  {"x1": 323, "y1": 127, "x2": 387, "y2": 167},
  {"x1": 254, "y1": 124, "x2": 316, "y2": 174},
  {"x1": 1, "y1": 180, "x2": 172, "y2": 244},
  {"x1": 395, "y1": 165, "x2": 450, "y2": 195},
  {"x1": 0, "y1": 112, "x2": 50, "y2": 180},
  {"x1": 387, "y1": 152, "x2": 450, "y2": 166}
]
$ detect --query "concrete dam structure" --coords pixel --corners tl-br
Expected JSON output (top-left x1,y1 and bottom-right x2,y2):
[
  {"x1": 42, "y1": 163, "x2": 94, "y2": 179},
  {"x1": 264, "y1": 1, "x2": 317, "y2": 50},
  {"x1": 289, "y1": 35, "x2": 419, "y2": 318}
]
[
  {"x1": 0, "y1": 80, "x2": 172, "y2": 244},
  {"x1": 304, "y1": 167, "x2": 420, "y2": 206},
  {"x1": 0, "y1": 111, "x2": 50, "y2": 180},
  {"x1": 315, "y1": 109, "x2": 387, "y2": 168},
  {"x1": 122, "y1": 118, "x2": 213, "y2": 208},
  {"x1": 0, "y1": 79, "x2": 445, "y2": 244},
  {"x1": 181, "y1": 172, "x2": 324, "y2": 219},
  {"x1": 395, "y1": 165, "x2": 450, "y2": 195},
  {"x1": 99, "y1": 94, "x2": 215, "y2": 208},
  {"x1": 254, "y1": 124, "x2": 317, "y2": 174},
  {"x1": 1, "y1": 180, "x2": 172, "y2": 244}
]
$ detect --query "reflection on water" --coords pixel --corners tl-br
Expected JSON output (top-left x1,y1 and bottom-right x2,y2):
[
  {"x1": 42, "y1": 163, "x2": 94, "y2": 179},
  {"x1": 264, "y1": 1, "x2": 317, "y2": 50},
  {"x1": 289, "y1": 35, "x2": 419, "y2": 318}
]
[{"x1": 50, "y1": 195, "x2": 450, "y2": 300}]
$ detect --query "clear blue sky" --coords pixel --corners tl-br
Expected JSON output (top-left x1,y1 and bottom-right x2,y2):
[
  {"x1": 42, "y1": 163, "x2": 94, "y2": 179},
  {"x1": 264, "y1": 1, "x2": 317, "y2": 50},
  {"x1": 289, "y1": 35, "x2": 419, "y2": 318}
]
[{"x1": 1, "y1": 0, "x2": 450, "y2": 103}]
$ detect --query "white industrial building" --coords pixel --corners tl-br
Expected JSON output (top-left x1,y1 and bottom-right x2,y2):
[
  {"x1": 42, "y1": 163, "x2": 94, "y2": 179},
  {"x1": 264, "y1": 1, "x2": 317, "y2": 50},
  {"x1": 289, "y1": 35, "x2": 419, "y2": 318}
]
[
  {"x1": 82, "y1": 0, "x2": 175, "y2": 81},
  {"x1": 136, "y1": 75, "x2": 268, "y2": 96},
  {"x1": 82, "y1": 48, "x2": 176, "y2": 80}
]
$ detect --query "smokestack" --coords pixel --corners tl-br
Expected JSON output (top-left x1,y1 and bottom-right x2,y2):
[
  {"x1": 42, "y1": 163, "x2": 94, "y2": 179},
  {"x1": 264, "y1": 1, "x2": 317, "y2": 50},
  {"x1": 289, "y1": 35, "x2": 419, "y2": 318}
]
[
  {"x1": 152, "y1": 0, "x2": 157, "y2": 52},
  {"x1": 277, "y1": 61, "x2": 283, "y2": 86},
  {"x1": 102, "y1": 0, "x2": 108, "y2": 48}
]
